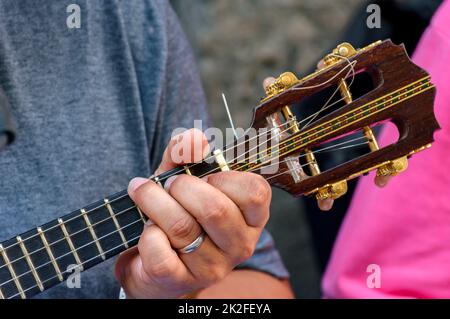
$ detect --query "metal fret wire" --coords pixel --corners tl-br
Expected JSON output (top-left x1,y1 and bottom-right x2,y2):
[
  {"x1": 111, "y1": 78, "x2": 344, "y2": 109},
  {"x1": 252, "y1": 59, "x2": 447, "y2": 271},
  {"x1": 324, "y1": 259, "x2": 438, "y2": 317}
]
[
  {"x1": 8, "y1": 234, "x2": 142, "y2": 299},
  {"x1": 1, "y1": 209, "x2": 143, "y2": 293}
]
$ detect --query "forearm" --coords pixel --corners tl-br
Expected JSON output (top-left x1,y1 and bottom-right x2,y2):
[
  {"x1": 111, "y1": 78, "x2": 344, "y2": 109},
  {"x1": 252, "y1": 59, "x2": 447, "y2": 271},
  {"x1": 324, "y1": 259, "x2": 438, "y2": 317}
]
[{"x1": 195, "y1": 270, "x2": 294, "y2": 299}]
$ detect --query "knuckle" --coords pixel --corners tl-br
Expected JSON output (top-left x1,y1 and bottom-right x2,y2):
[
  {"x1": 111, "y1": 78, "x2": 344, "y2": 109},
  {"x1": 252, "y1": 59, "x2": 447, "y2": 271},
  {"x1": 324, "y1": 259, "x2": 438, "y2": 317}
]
[
  {"x1": 237, "y1": 243, "x2": 255, "y2": 263},
  {"x1": 246, "y1": 174, "x2": 272, "y2": 206},
  {"x1": 134, "y1": 181, "x2": 157, "y2": 204},
  {"x1": 168, "y1": 216, "x2": 197, "y2": 240},
  {"x1": 201, "y1": 265, "x2": 228, "y2": 286},
  {"x1": 146, "y1": 259, "x2": 176, "y2": 282},
  {"x1": 206, "y1": 172, "x2": 227, "y2": 188},
  {"x1": 230, "y1": 238, "x2": 255, "y2": 265},
  {"x1": 168, "y1": 174, "x2": 191, "y2": 193},
  {"x1": 137, "y1": 231, "x2": 176, "y2": 282},
  {"x1": 202, "y1": 198, "x2": 229, "y2": 222}
]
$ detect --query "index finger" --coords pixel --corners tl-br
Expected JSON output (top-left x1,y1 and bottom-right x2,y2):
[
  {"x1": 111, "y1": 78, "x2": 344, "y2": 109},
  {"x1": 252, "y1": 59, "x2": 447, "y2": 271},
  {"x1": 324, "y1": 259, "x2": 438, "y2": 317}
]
[{"x1": 156, "y1": 128, "x2": 210, "y2": 174}]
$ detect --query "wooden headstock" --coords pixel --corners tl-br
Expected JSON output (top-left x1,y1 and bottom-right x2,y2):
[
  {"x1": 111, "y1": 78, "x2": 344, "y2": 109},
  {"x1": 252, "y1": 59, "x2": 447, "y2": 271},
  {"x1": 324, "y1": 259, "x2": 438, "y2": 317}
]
[{"x1": 236, "y1": 40, "x2": 439, "y2": 200}]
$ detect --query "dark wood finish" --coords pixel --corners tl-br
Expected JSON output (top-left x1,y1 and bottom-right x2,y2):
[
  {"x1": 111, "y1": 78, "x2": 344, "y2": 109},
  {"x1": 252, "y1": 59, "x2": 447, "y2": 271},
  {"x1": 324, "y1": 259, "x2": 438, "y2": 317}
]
[{"x1": 248, "y1": 40, "x2": 439, "y2": 196}]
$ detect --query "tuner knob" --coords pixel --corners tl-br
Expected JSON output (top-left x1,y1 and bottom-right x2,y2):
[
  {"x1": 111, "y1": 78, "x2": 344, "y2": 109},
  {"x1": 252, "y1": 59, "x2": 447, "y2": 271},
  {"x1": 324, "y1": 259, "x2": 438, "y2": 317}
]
[
  {"x1": 376, "y1": 156, "x2": 408, "y2": 177},
  {"x1": 316, "y1": 180, "x2": 348, "y2": 200},
  {"x1": 323, "y1": 42, "x2": 357, "y2": 67},
  {"x1": 262, "y1": 72, "x2": 299, "y2": 101}
]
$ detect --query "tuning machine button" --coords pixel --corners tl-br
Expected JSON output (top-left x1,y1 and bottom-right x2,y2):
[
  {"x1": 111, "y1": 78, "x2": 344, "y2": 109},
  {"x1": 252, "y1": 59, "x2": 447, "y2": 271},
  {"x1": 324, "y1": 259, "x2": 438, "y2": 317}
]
[
  {"x1": 316, "y1": 180, "x2": 348, "y2": 200},
  {"x1": 376, "y1": 156, "x2": 408, "y2": 177}
]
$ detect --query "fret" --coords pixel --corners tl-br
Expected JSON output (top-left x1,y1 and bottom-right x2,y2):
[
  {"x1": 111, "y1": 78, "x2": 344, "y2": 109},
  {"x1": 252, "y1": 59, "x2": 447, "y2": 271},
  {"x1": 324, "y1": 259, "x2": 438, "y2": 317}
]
[
  {"x1": 104, "y1": 199, "x2": 129, "y2": 249},
  {"x1": 58, "y1": 218, "x2": 84, "y2": 271},
  {"x1": 0, "y1": 244, "x2": 25, "y2": 299},
  {"x1": 16, "y1": 236, "x2": 43, "y2": 291},
  {"x1": 153, "y1": 176, "x2": 163, "y2": 187},
  {"x1": 213, "y1": 149, "x2": 230, "y2": 171},
  {"x1": 136, "y1": 207, "x2": 146, "y2": 224},
  {"x1": 37, "y1": 227, "x2": 63, "y2": 282},
  {"x1": 86, "y1": 199, "x2": 124, "y2": 259},
  {"x1": 0, "y1": 286, "x2": 4, "y2": 299},
  {"x1": 81, "y1": 209, "x2": 105, "y2": 260},
  {"x1": 184, "y1": 165, "x2": 192, "y2": 175},
  {"x1": 177, "y1": 161, "x2": 219, "y2": 178},
  {"x1": 108, "y1": 194, "x2": 145, "y2": 246}
]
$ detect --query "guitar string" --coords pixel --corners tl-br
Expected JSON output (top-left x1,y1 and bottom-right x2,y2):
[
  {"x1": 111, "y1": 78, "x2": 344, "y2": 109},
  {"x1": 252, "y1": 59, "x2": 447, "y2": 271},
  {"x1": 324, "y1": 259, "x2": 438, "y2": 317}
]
[
  {"x1": 232, "y1": 82, "x2": 432, "y2": 177},
  {"x1": 0, "y1": 57, "x2": 359, "y2": 255},
  {"x1": 7, "y1": 234, "x2": 142, "y2": 299},
  {"x1": 181, "y1": 59, "x2": 358, "y2": 171},
  {"x1": 0, "y1": 77, "x2": 430, "y2": 274},
  {"x1": 264, "y1": 141, "x2": 370, "y2": 182},
  {"x1": 200, "y1": 58, "x2": 357, "y2": 176},
  {"x1": 5, "y1": 80, "x2": 435, "y2": 299},
  {"x1": 0, "y1": 133, "x2": 366, "y2": 274},
  {"x1": 0, "y1": 70, "x2": 428, "y2": 268},
  {"x1": 0, "y1": 119, "x2": 300, "y2": 254},
  {"x1": 157, "y1": 59, "x2": 358, "y2": 182},
  {"x1": 0, "y1": 137, "x2": 371, "y2": 292},
  {"x1": 245, "y1": 135, "x2": 368, "y2": 175},
  {"x1": 0, "y1": 205, "x2": 137, "y2": 273},
  {"x1": 227, "y1": 79, "x2": 432, "y2": 175},
  {"x1": 1, "y1": 213, "x2": 143, "y2": 293},
  {"x1": 0, "y1": 57, "x2": 432, "y2": 297},
  {"x1": 193, "y1": 79, "x2": 432, "y2": 185},
  {"x1": 297, "y1": 54, "x2": 356, "y2": 130},
  {"x1": 0, "y1": 119, "x2": 303, "y2": 266},
  {"x1": 4, "y1": 138, "x2": 370, "y2": 299}
]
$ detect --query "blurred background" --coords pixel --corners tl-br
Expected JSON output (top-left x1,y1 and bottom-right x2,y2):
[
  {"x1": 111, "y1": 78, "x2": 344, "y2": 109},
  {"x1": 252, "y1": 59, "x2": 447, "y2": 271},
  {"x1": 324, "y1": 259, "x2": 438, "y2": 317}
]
[{"x1": 170, "y1": 0, "x2": 442, "y2": 298}]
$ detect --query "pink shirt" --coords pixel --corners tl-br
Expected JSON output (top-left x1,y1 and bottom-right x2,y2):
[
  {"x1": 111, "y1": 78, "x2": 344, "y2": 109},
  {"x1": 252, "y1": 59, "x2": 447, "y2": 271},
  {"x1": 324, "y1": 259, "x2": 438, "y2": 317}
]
[{"x1": 322, "y1": 0, "x2": 450, "y2": 298}]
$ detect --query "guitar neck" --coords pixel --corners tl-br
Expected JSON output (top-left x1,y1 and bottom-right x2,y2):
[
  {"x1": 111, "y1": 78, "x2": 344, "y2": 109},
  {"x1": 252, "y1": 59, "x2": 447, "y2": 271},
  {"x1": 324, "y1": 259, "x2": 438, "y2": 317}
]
[
  {"x1": 0, "y1": 159, "x2": 222, "y2": 299},
  {"x1": 0, "y1": 189, "x2": 142, "y2": 299}
]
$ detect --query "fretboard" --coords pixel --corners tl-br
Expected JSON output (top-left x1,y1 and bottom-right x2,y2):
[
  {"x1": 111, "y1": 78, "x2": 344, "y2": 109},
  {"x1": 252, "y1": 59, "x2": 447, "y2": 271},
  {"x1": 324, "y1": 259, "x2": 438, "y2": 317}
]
[{"x1": 0, "y1": 161, "x2": 221, "y2": 299}]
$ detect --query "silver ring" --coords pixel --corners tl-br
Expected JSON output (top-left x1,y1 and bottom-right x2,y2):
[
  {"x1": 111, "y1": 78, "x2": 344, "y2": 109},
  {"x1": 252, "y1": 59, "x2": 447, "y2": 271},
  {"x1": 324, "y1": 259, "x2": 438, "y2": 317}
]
[{"x1": 177, "y1": 232, "x2": 206, "y2": 254}]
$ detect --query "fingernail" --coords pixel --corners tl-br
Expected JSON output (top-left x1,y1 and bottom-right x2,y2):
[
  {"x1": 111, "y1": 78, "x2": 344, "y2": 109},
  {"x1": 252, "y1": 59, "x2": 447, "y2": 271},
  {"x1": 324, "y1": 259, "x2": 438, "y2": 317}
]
[
  {"x1": 164, "y1": 175, "x2": 178, "y2": 190},
  {"x1": 144, "y1": 219, "x2": 154, "y2": 227},
  {"x1": 128, "y1": 177, "x2": 148, "y2": 194}
]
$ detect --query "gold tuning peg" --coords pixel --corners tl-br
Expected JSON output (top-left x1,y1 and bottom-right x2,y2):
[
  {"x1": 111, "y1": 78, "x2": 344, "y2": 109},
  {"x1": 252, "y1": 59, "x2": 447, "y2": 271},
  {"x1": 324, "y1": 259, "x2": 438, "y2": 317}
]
[
  {"x1": 262, "y1": 72, "x2": 299, "y2": 101},
  {"x1": 376, "y1": 156, "x2": 408, "y2": 177},
  {"x1": 323, "y1": 42, "x2": 357, "y2": 67},
  {"x1": 316, "y1": 180, "x2": 348, "y2": 200}
]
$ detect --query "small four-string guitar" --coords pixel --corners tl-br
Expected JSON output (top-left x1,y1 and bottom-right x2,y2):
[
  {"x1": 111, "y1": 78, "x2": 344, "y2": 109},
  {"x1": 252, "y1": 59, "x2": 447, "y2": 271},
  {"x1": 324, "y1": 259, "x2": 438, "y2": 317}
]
[{"x1": 0, "y1": 40, "x2": 439, "y2": 299}]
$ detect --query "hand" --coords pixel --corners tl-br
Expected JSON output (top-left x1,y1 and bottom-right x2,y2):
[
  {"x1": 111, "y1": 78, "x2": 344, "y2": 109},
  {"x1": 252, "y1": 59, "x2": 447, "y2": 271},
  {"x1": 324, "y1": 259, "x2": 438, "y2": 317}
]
[
  {"x1": 263, "y1": 62, "x2": 392, "y2": 211},
  {"x1": 115, "y1": 129, "x2": 272, "y2": 298}
]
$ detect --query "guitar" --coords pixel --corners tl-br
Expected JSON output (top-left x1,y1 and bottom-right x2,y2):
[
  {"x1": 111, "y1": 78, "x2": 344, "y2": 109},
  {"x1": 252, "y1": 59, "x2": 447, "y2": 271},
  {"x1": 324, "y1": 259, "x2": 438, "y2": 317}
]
[{"x1": 0, "y1": 40, "x2": 439, "y2": 299}]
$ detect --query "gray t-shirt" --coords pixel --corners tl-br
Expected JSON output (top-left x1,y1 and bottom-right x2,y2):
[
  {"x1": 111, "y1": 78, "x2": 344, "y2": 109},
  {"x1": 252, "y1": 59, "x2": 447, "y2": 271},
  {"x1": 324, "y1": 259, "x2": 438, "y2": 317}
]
[{"x1": 0, "y1": 0, "x2": 288, "y2": 298}]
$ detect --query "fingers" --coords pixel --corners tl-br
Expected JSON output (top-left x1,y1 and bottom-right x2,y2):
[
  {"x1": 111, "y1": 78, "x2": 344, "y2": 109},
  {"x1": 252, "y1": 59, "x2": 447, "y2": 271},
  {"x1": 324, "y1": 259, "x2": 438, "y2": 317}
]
[
  {"x1": 156, "y1": 128, "x2": 210, "y2": 174},
  {"x1": 115, "y1": 226, "x2": 194, "y2": 298},
  {"x1": 167, "y1": 174, "x2": 257, "y2": 263},
  {"x1": 128, "y1": 178, "x2": 202, "y2": 250},
  {"x1": 126, "y1": 177, "x2": 238, "y2": 293},
  {"x1": 205, "y1": 171, "x2": 271, "y2": 228},
  {"x1": 137, "y1": 225, "x2": 193, "y2": 285}
]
